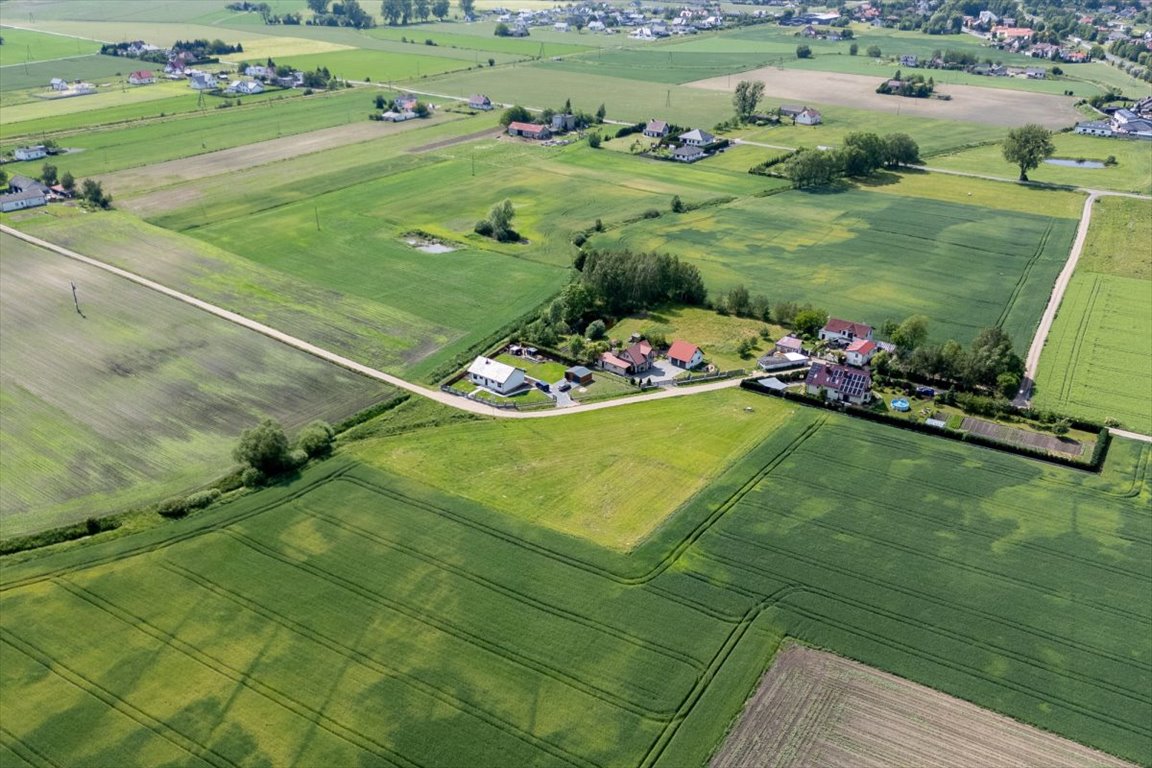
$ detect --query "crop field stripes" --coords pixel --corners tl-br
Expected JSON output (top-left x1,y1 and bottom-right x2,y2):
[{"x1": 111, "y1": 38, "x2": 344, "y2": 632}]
[
  {"x1": 217, "y1": 527, "x2": 673, "y2": 719},
  {"x1": 704, "y1": 531, "x2": 1152, "y2": 681},
  {"x1": 689, "y1": 550, "x2": 1151, "y2": 739},
  {"x1": 0, "y1": 724, "x2": 61, "y2": 768},
  {"x1": 157, "y1": 562, "x2": 600, "y2": 768},
  {"x1": 0, "y1": 462, "x2": 359, "y2": 594},
  {"x1": 995, "y1": 221, "x2": 1054, "y2": 331},
  {"x1": 1052, "y1": 276, "x2": 1103, "y2": 403},
  {"x1": 51, "y1": 578, "x2": 422, "y2": 768},
  {"x1": 698, "y1": 541, "x2": 1152, "y2": 709},
  {"x1": 757, "y1": 466, "x2": 1152, "y2": 575},
  {"x1": 292, "y1": 503, "x2": 709, "y2": 672},
  {"x1": 0, "y1": 628, "x2": 231, "y2": 768}
]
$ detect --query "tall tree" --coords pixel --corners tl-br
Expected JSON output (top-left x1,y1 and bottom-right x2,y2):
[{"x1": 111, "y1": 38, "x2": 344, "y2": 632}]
[
  {"x1": 458, "y1": 0, "x2": 475, "y2": 17},
  {"x1": 843, "y1": 132, "x2": 886, "y2": 173},
  {"x1": 414, "y1": 0, "x2": 430, "y2": 21},
  {"x1": 381, "y1": 0, "x2": 402, "y2": 23},
  {"x1": 307, "y1": 0, "x2": 329, "y2": 12},
  {"x1": 891, "y1": 314, "x2": 930, "y2": 351},
  {"x1": 883, "y1": 133, "x2": 920, "y2": 167},
  {"x1": 732, "y1": 80, "x2": 765, "y2": 120},
  {"x1": 1002, "y1": 123, "x2": 1054, "y2": 181},
  {"x1": 784, "y1": 149, "x2": 838, "y2": 188},
  {"x1": 431, "y1": 0, "x2": 449, "y2": 19},
  {"x1": 965, "y1": 326, "x2": 1023, "y2": 387}
]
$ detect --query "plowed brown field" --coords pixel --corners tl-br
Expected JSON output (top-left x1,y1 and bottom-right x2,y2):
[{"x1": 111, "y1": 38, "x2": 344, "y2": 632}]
[{"x1": 712, "y1": 644, "x2": 1136, "y2": 768}]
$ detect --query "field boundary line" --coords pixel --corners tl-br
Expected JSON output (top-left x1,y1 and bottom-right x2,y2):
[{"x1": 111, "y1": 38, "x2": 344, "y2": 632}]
[
  {"x1": 161, "y1": 561, "x2": 602, "y2": 768},
  {"x1": 0, "y1": 628, "x2": 232, "y2": 768},
  {"x1": 995, "y1": 220, "x2": 1052, "y2": 330},
  {"x1": 54, "y1": 578, "x2": 421, "y2": 768}
]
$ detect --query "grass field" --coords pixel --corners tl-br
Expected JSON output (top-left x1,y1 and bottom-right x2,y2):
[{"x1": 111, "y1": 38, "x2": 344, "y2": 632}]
[
  {"x1": 927, "y1": 134, "x2": 1152, "y2": 194},
  {"x1": 273, "y1": 48, "x2": 479, "y2": 84},
  {"x1": 1, "y1": 405, "x2": 1147, "y2": 767},
  {"x1": 588, "y1": 181, "x2": 1080, "y2": 348},
  {"x1": 1, "y1": 87, "x2": 370, "y2": 177},
  {"x1": 348, "y1": 388, "x2": 795, "y2": 550},
  {"x1": 0, "y1": 54, "x2": 131, "y2": 92},
  {"x1": 608, "y1": 306, "x2": 779, "y2": 372},
  {"x1": 0, "y1": 26, "x2": 99, "y2": 65},
  {"x1": 1033, "y1": 197, "x2": 1152, "y2": 433},
  {"x1": 0, "y1": 232, "x2": 392, "y2": 537}
]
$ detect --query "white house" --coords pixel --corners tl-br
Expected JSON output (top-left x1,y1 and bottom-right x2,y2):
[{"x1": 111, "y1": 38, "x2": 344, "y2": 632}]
[
  {"x1": 845, "y1": 339, "x2": 878, "y2": 367},
  {"x1": 587, "y1": 20, "x2": 605, "y2": 31},
  {"x1": 467, "y1": 356, "x2": 527, "y2": 395},
  {"x1": 188, "y1": 72, "x2": 217, "y2": 90},
  {"x1": 678, "y1": 128, "x2": 715, "y2": 146},
  {"x1": 468, "y1": 94, "x2": 493, "y2": 110},
  {"x1": 671, "y1": 145, "x2": 704, "y2": 162},
  {"x1": 795, "y1": 107, "x2": 822, "y2": 125},
  {"x1": 50, "y1": 77, "x2": 68, "y2": 91},
  {"x1": 775, "y1": 335, "x2": 804, "y2": 355},
  {"x1": 819, "y1": 318, "x2": 873, "y2": 345},
  {"x1": 554, "y1": 22, "x2": 570, "y2": 32},
  {"x1": 643, "y1": 119, "x2": 669, "y2": 138},
  {"x1": 128, "y1": 70, "x2": 155, "y2": 85},
  {"x1": 0, "y1": 189, "x2": 48, "y2": 213},
  {"x1": 13, "y1": 145, "x2": 47, "y2": 161},
  {"x1": 226, "y1": 79, "x2": 263, "y2": 95},
  {"x1": 667, "y1": 340, "x2": 704, "y2": 370}
]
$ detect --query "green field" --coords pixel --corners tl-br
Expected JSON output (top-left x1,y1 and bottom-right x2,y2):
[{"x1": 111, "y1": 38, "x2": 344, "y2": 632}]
[
  {"x1": 0, "y1": 53, "x2": 130, "y2": 92},
  {"x1": 589, "y1": 180, "x2": 1080, "y2": 348},
  {"x1": 274, "y1": 48, "x2": 480, "y2": 84},
  {"x1": 1, "y1": 87, "x2": 369, "y2": 177},
  {"x1": 0, "y1": 27, "x2": 100, "y2": 65},
  {"x1": 927, "y1": 133, "x2": 1152, "y2": 194},
  {"x1": 1, "y1": 402, "x2": 1148, "y2": 766},
  {"x1": 1033, "y1": 196, "x2": 1152, "y2": 433},
  {"x1": 0, "y1": 232, "x2": 392, "y2": 537}
]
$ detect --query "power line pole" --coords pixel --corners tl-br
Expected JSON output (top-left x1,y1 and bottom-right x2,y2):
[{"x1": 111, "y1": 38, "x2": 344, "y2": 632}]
[{"x1": 70, "y1": 281, "x2": 84, "y2": 316}]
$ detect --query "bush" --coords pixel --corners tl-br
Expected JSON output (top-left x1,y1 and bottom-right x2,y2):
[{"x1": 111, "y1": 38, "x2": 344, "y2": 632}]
[
  {"x1": 641, "y1": 209, "x2": 661, "y2": 219},
  {"x1": 572, "y1": 232, "x2": 587, "y2": 246},
  {"x1": 586, "y1": 319, "x2": 607, "y2": 340},
  {"x1": 474, "y1": 219, "x2": 494, "y2": 236},
  {"x1": 186, "y1": 488, "x2": 222, "y2": 509},
  {"x1": 233, "y1": 418, "x2": 291, "y2": 475},
  {"x1": 240, "y1": 466, "x2": 266, "y2": 487},
  {"x1": 157, "y1": 497, "x2": 190, "y2": 518},
  {"x1": 289, "y1": 448, "x2": 308, "y2": 467},
  {"x1": 587, "y1": 132, "x2": 601, "y2": 148},
  {"x1": 296, "y1": 420, "x2": 335, "y2": 458}
]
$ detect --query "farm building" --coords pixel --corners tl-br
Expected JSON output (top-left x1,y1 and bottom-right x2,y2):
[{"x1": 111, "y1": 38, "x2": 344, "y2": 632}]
[
  {"x1": 467, "y1": 356, "x2": 527, "y2": 395},
  {"x1": 805, "y1": 362, "x2": 872, "y2": 405},
  {"x1": 672, "y1": 145, "x2": 705, "y2": 163},
  {"x1": 678, "y1": 128, "x2": 715, "y2": 146},
  {"x1": 469, "y1": 94, "x2": 493, "y2": 110},
  {"x1": 395, "y1": 96, "x2": 419, "y2": 111},
  {"x1": 819, "y1": 318, "x2": 873, "y2": 346},
  {"x1": 600, "y1": 340, "x2": 654, "y2": 376},
  {"x1": 775, "y1": 335, "x2": 804, "y2": 355},
  {"x1": 8, "y1": 176, "x2": 50, "y2": 196},
  {"x1": 0, "y1": 189, "x2": 48, "y2": 213},
  {"x1": 507, "y1": 122, "x2": 552, "y2": 140},
  {"x1": 796, "y1": 108, "x2": 822, "y2": 125},
  {"x1": 13, "y1": 146, "x2": 47, "y2": 161},
  {"x1": 225, "y1": 80, "x2": 264, "y2": 95},
  {"x1": 845, "y1": 339, "x2": 878, "y2": 367},
  {"x1": 644, "y1": 119, "x2": 670, "y2": 138},
  {"x1": 551, "y1": 113, "x2": 577, "y2": 132},
  {"x1": 758, "y1": 352, "x2": 808, "y2": 371},
  {"x1": 380, "y1": 110, "x2": 417, "y2": 122},
  {"x1": 128, "y1": 70, "x2": 155, "y2": 85},
  {"x1": 667, "y1": 340, "x2": 704, "y2": 370},
  {"x1": 565, "y1": 366, "x2": 594, "y2": 385}
]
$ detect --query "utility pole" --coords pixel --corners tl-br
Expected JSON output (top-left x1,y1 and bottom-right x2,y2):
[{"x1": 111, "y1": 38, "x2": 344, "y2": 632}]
[{"x1": 70, "y1": 282, "x2": 84, "y2": 316}]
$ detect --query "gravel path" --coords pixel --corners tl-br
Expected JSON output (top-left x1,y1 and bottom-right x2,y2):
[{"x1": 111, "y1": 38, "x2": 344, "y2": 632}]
[{"x1": 1, "y1": 224, "x2": 742, "y2": 421}]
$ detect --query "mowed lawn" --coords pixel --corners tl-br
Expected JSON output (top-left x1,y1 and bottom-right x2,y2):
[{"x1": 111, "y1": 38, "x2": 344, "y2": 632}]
[
  {"x1": 347, "y1": 388, "x2": 795, "y2": 550},
  {"x1": 0, "y1": 233, "x2": 392, "y2": 537},
  {"x1": 1, "y1": 407, "x2": 1147, "y2": 767},
  {"x1": 273, "y1": 49, "x2": 474, "y2": 83},
  {"x1": 1033, "y1": 197, "x2": 1152, "y2": 433},
  {"x1": 927, "y1": 134, "x2": 1152, "y2": 194},
  {"x1": 588, "y1": 180, "x2": 1081, "y2": 347},
  {"x1": 609, "y1": 305, "x2": 780, "y2": 372},
  {"x1": 0, "y1": 27, "x2": 100, "y2": 65}
]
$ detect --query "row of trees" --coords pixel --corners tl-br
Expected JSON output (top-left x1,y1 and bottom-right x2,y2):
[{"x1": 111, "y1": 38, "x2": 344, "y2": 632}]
[
  {"x1": 35, "y1": 163, "x2": 112, "y2": 209},
  {"x1": 305, "y1": 0, "x2": 375, "y2": 27},
  {"x1": 876, "y1": 72, "x2": 936, "y2": 98},
  {"x1": 499, "y1": 102, "x2": 605, "y2": 129},
  {"x1": 778, "y1": 132, "x2": 921, "y2": 187},
  {"x1": 876, "y1": 325, "x2": 1025, "y2": 396}
]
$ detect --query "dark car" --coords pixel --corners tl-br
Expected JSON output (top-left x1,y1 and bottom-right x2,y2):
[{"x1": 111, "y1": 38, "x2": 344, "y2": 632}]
[
  {"x1": 915, "y1": 386, "x2": 936, "y2": 397},
  {"x1": 558, "y1": 382, "x2": 572, "y2": 392}
]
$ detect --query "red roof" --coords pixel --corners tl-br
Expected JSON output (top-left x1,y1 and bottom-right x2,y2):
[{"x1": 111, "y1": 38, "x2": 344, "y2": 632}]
[
  {"x1": 668, "y1": 340, "x2": 700, "y2": 362},
  {"x1": 846, "y1": 339, "x2": 877, "y2": 355},
  {"x1": 508, "y1": 121, "x2": 547, "y2": 135},
  {"x1": 619, "y1": 340, "x2": 653, "y2": 367},
  {"x1": 130, "y1": 70, "x2": 153, "y2": 79},
  {"x1": 823, "y1": 318, "x2": 872, "y2": 337}
]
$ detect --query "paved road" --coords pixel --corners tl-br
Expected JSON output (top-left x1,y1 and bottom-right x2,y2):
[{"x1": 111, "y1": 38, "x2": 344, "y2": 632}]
[{"x1": 1, "y1": 224, "x2": 743, "y2": 420}]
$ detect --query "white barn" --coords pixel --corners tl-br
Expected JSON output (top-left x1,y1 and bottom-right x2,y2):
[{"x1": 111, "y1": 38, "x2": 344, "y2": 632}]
[{"x1": 467, "y1": 356, "x2": 526, "y2": 395}]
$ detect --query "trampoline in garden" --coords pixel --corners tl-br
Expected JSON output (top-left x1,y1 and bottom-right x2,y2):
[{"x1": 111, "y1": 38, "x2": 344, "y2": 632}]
[{"x1": 892, "y1": 398, "x2": 911, "y2": 412}]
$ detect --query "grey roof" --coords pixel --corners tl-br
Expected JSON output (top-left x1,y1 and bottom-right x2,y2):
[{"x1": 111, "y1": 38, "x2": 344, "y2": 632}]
[
  {"x1": 567, "y1": 365, "x2": 593, "y2": 377},
  {"x1": 0, "y1": 189, "x2": 47, "y2": 203},
  {"x1": 678, "y1": 128, "x2": 715, "y2": 143}
]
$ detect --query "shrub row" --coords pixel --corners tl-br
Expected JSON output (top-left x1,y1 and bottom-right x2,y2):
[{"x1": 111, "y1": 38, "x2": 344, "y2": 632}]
[
  {"x1": 0, "y1": 517, "x2": 119, "y2": 557},
  {"x1": 156, "y1": 488, "x2": 223, "y2": 519}
]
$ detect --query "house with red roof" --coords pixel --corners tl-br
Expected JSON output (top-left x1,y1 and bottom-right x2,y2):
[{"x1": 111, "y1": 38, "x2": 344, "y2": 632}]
[
  {"x1": 845, "y1": 339, "x2": 878, "y2": 367},
  {"x1": 805, "y1": 362, "x2": 872, "y2": 405},
  {"x1": 819, "y1": 318, "x2": 873, "y2": 346},
  {"x1": 643, "y1": 119, "x2": 669, "y2": 138},
  {"x1": 128, "y1": 70, "x2": 155, "y2": 85},
  {"x1": 600, "y1": 340, "x2": 654, "y2": 376},
  {"x1": 507, "y1": 121, "x2": 551, "y2": 140},
  {"x1": 667, "y1": 340, "x2": 704, "y2": 370}
]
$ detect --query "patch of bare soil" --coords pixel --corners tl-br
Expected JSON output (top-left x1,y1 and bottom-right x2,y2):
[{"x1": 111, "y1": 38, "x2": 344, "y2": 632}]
[
  {"x1": 712, "y1": 644, "x2": 1135, "y2": 768},
  {"x1": 962, "y1": 416, "x2": 1086, "y2": 455},
  {"x1": 685, "y1": 68, "x2": 1080, "y2": 128},
  {"x1": 407, "y1": 126, "x2": 503, "y2": 154}
]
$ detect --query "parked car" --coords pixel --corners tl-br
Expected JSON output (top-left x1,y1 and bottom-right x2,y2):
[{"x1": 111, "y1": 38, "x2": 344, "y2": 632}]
[
  {"x1": 558, "y1": 382, "x2": 572, "y2": 392},
  {"x1": 535, "y1": 380, "x2": 551, "y2": 393},
  {"x1": 915, "y1": 386, "x2": 936, "y2": 397}
]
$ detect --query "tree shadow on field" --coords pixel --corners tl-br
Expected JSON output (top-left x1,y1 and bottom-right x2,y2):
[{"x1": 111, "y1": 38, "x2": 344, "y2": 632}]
[
  {"x1": 851, "y1": 170, "x2": 902, "y2": 188},
  {"x1": 799, "y1": 180, "x2": 851, "y2": 195}
]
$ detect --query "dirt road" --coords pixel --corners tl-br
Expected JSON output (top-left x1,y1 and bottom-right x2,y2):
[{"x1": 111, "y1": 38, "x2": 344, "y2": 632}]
[{"x1": 0, "y1": 224, "x2": 742, "y2": 420}]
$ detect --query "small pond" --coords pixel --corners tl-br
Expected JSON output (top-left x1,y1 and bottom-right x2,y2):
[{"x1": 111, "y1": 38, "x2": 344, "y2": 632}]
[{"x1": 1044, "y1": 158, "x2": 1105, "y2": 168}]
